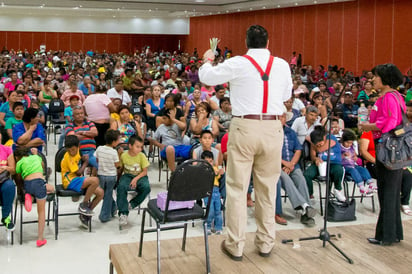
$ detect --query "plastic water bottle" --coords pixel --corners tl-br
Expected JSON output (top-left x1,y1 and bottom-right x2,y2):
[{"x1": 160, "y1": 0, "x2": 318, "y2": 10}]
[{"x1": 358, "y1": 103, "x2": 368, "y2": 124}]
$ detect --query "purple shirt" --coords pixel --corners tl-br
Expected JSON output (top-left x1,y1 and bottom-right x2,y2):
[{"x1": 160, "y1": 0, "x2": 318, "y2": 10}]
[{"x1": 340, "y1": 145, "x2": 356, "y2": 168}]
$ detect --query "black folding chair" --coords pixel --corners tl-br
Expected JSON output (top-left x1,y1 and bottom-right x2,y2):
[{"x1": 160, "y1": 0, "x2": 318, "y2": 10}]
[
  {"x1": 138, "y1": 159, "x2": 215, "y2": 274},
  {"x1": 14, "y1": 150, "x2": 56, "y2": 244},
  {"x1": 54, "y1": 147, "x2": 91, "y2": 239},
  {"x1": 47, "y1": 98, "x2": 66, "y2": 144}
]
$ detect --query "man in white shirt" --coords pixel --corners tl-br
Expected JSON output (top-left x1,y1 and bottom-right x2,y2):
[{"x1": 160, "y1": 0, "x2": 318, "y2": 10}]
[
  {"x1": 199, "y1": 25, "x2": 292, "y2": 260},
  {"x1": 210, "y1": 85, "x2": 229, "y2": 108},
  {"x1": 291, "y1": 105, "x2": 320, "y2": 145},
  {"x1": 107, "y1": 78, "x2": 132, "y2": 107}
]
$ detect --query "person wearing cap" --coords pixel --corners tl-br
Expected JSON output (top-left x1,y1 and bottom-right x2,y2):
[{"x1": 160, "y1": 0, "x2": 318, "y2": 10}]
[
  {"x1": 342, "y1": 91, "x2": 359, "y2": 129},
  {"x1": 199, "y1": 25, "x2": 292, "y2": 260},
  {"x1": 61, "y1": 81, "x2": 86, "y2": 107}
]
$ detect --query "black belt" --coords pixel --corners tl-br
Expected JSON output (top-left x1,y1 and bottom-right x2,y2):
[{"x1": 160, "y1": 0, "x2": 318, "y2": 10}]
[{"x1": 233, "y1": 114, "x2": 281, "y2": 120}]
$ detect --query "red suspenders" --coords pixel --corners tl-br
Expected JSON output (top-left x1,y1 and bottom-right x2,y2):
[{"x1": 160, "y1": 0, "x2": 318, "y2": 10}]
[{"x1": 243, "y1": 55, "x2": 274, "y2": 114}]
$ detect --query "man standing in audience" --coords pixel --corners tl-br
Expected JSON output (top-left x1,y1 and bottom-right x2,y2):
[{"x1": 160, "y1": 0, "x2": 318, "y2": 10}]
[
  {"x1": 341, "y1": 91, "x2": 359, "y2": 129},
  {"x1": 199, "y1": 25, "x2": 292, "y2": 260}
]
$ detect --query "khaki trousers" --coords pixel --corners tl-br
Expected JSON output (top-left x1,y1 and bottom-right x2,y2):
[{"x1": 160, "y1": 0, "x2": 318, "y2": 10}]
[{"x1": 225, "y1": 117, "x2": 283, "y2": 256}]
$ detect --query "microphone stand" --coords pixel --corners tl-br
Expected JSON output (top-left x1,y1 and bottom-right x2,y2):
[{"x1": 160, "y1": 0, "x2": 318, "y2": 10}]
[{"x1": 282, "y1": 83, "x2": 354, "y2": 264}]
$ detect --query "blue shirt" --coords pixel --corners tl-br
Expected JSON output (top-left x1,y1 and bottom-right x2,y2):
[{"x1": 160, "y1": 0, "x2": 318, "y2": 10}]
[
  {"x1": 342, "y1": 104, "x2": 359, "y2": 128},
  {"x1": 12, "y1": 122, "x2": 46, "y2": 152},
  {"x1": 0, "y1": 102, "x2": 15, "y2": 122},
  {"x1": 146, "y1": 98, "x2": 165, "y2": 115},
  {"x1": 282, "y1": 126, "x2": 303, "y2": 169},
  {"x1": 317, "y1": 134, "x2": 342, "y2": 165},
  {"x1": 64, "y1": 106, "x2": 73, "y2": 125},
  {"x1": 79, "y1": 83, "x2": 95, "y2": 96}
]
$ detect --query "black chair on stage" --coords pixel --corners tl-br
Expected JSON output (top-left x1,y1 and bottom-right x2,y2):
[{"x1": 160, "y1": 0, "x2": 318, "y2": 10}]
[{"x1": 138, "y1": 159, "x2": 215, "y2": 274}]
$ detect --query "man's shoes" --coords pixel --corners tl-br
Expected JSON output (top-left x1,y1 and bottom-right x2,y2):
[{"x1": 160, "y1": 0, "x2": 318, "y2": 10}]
[
  {"x1": 305, "y1": 206, "x2": 316, "y2": 218},
  {"x1": 247, "y1": 193, "x2": 254, "y2": 207},
  {"x1": 78, "y1": 202, "x2": 94, "y2": 216},
  {"x1": 221, "y1": 241, "x2": 243, "y2": 261},
  {"x1": 258, "y1": 249, "x2": 273, "y2": 258},
  {"x1": 79, "y1": 214, "x2": 90, "y2": 229},
  {"x1": 300, "y1": 214, "x2": 315, "y2": 226},
  {"x1": 275, "y1": 214, "x2": 287, "y2": 225}
]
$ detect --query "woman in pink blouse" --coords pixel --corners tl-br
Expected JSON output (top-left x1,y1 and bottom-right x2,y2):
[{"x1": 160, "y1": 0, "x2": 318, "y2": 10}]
[
  {"x1": 359, "y1": 64, "x2": 405, "y2": 246},
  {"x1": 61, "y1": 81, "x2": 85, "y2": 107}
]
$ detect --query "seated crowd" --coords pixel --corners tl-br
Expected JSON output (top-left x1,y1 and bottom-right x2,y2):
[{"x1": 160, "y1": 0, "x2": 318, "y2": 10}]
[{"x1": 0, "y1": 48, "x2": 412, "y2": 246}]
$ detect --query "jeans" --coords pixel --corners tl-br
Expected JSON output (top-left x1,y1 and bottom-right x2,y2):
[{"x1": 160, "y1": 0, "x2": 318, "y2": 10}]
[
  {"x1": 401, "y1": 169, "x2": 412, "y2": 206},
  {"x1": 219, "y1": 172, "x2": 226, "y2": 199},
  {"x1": 98, "y1": 175, "x2": 117, "y2": 222},
  {"x1": 58, "y1": 130, "x2": 66, "y2": 149},
  {"x1": 204, "y1": 187, "x2": 223, "y2": 231},
  {"x1": 117, "y1": 174, "x2": 150, "y2": 216},
  {"x1": 0, "y1": 179, "x2": 15, "y2": 218},
  {"x1": 276, "y1": 180, "x2": 282, "y2": 215},
  {"x1": 344, "y1": 165, "x2": 372, "y2": 185}
]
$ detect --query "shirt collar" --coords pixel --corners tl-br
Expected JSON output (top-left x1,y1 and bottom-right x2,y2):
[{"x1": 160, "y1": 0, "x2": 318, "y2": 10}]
[{"x1": 246, "y1": 48, "x2": 270, "y2": 56}]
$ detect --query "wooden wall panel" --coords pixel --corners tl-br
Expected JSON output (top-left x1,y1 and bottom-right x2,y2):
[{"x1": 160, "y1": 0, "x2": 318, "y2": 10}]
[
  {"x1": 183, "y1": 0, "x2": 412, "y2": 75},
  {"x1": 20, "y1": 32, "x2": 33, "y2": 52},
  {"x1": 45, "y1": 32, "x2": 58, "y2": 51},
  {"x1": 58, "y1": 33, "x2": 71, "y2": 51}
]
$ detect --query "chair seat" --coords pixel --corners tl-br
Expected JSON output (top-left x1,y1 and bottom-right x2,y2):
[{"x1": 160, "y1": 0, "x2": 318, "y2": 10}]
[
  {"x1": 56, "y1": 185, "x2": 84, "y2": 197},
  {"x1": 147, "y1": 199, "x2": 205, "y2": 223}
]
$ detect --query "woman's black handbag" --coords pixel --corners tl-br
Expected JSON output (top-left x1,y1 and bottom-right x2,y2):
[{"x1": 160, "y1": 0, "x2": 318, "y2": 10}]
[
  {"x1": 327, "y1": 199, "x2": 356, "y2": 222},
  {"x1": 376, "y1": 92, "x2": 412, "y2": 170},
  {"x1": 0, "y1": 170, "x2": 10, "y2": 184}
]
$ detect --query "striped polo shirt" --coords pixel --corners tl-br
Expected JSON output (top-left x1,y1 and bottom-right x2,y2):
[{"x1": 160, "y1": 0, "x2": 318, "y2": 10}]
[{"x1": 65, "y1": 119, "x2": 97, "y2": 152}]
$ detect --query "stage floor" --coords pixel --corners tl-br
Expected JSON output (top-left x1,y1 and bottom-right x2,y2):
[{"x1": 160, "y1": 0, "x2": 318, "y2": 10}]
[{"x1": 109, "y1": 220, "x2": 412, "y2": 274}]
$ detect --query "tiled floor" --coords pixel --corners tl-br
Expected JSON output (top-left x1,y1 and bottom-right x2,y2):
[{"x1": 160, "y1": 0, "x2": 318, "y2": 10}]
[{"x1": 1, "y1": 135, "x2": 411, "y2": 274}]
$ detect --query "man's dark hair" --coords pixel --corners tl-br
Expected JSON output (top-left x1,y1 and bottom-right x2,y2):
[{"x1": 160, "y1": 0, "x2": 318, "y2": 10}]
[
  {"x1": 22, "y1": 107, "x2": 39, "y2": 123},
  {"x1": 65, "y1": 135, "x2": 79, "y2": 148},
  {"x1": 200, "y1": 150, "x2": 214, "y2": 160},
  {"x1": 371, "y1": 63, "x2": 403, "y2": 89},
  {"x1": 128, "y1": 135, "x2": 143, "y2": 146},
  {"x1": 105, "y1": 129, "x2": 120, "y2": 145},
  {"x1": 13, "y1": 101, "x2": 24, "y2": 111},
  {"x1": 246, "y1": 25, "x2": 268, "y2": 49}
]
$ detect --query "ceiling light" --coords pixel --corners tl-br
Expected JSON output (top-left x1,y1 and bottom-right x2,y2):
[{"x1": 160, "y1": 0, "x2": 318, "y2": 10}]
[
  {"x1": 314, "y1": 0, "x2": 318, "y2": 3},
  {"x1": 277, "y1": 5, "x2": 281, "y2": 8},
  {"x1": 249, "y1": 8, "x2": 253, "y2": 10},
  {"x1": 263, "y1": 6, "x2": 266, "y2": 9},
  {"x1": 237, "y1": 9, "x2": 240, "y2": 12},
  {"x1": 295, "y1": 2, "x2": 299, "y2": 6}
]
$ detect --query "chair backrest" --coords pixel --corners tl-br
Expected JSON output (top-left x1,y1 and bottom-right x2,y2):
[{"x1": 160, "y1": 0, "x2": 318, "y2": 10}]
[
  {"x1": 37, "y1": 150, "x2": 48, "y2": 181},
  {"x1": 54, "y1": 147, "x2": 67, "y2": 185},
  {"x1": 48, "y1": 99, "x2": 65, "y2": 114},
  {"x1": 165, "y1": 159, "x2": 215, "y2": 219}
]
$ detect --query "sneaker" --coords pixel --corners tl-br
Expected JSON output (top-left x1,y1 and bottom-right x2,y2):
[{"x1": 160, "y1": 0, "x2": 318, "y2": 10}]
[
  {"x1": 148, "y1": 151, "x2": 154, "y2": 158},
  {"x1": 215, "y1": 230, "x2": 223, "y2": 235},
  {"x1": 79, "y1": 214, "x2": 90, "y2": 229},
  {"x1": 78, "y1": 203, "x2": 94, "y2": 216},
  {"x1": 305, "y1": 206, "x2": 317, "y2": 218},
  {"x1": 300, "y1": 214, "x2": 315, "y2": 226},
  {"x1": 119, "y1": 214, "x2": 128, "y2": 226},
  {"x1": 24, "y1": 193, "x2": 32, "y2": 212},
  {"x1": 334, "y1": 189, "x2": 346, "y2": 202},
  {"x1": 1, "y1": 216, "x2": 15, "y2": 231},
  {"x1": 207, "y1": 229, "x2": 212, "y2": 235},
  {"x1": 368, "y1": 183, "x2": 378, "y2": 193},
  {"x1": 360, "y1": 187, "x2": 374, "y2": 197}
]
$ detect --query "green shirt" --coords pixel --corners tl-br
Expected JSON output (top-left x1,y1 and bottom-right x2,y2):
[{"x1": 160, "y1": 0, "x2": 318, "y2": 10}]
[
  {"x1": 120, "y1": 151, "x2": 149, "y2": 176},
  {"x1": 5, "y1": 117, "x2": 22, "y2": 130},
  {"x1": 16, "y1": 155, "x2": 43, "y2": 179}
]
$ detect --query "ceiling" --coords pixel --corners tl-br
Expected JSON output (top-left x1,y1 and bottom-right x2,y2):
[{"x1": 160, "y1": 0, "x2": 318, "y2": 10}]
[{"x1": 0, "y1": 0, "x2": 353, "y2": 18}]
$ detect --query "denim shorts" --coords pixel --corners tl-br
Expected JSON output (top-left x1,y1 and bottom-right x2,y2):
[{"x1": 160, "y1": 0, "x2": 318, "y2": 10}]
[{"x1": 24, "y1": 178, "x2": 47, "y2": 200}]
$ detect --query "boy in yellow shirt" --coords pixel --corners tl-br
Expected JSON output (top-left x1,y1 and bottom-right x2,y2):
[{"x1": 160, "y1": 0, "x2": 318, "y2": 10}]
[
  {"x1": 117, "y1": 135, "x2": 150, "y2": 226},
  {"x1": 61, "y1": 135, "x2": 103, "y2": 228}
]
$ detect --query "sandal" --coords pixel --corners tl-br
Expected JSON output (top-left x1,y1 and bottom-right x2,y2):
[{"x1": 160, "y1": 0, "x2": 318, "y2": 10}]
[{"x1": 401, "y1": 205, "x2": 412, "y2": 216}]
